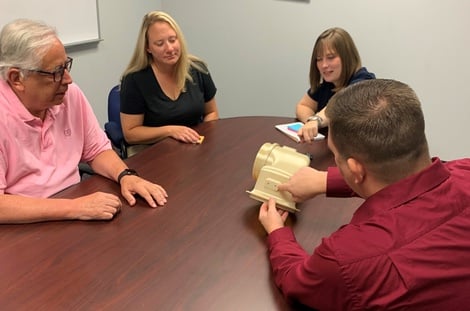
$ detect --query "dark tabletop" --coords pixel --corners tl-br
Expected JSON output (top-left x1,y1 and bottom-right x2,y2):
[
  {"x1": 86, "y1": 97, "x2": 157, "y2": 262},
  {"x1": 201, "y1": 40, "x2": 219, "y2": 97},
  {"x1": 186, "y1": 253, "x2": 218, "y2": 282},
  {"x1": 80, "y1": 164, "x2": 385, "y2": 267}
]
[{"x1": 0, "y1": 116, "x2": 362, "y2": 311}]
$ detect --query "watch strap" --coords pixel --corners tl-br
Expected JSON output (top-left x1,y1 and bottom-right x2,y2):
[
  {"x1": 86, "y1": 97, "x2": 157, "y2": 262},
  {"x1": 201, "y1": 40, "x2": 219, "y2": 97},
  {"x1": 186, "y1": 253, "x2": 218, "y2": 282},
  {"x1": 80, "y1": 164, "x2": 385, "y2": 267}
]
[
  {"x1": 306, "y1": 115, "x2": 323, "y2": 127},
  {"x1": 117, "y1": 168, "x2": 138, "y2": 184}
]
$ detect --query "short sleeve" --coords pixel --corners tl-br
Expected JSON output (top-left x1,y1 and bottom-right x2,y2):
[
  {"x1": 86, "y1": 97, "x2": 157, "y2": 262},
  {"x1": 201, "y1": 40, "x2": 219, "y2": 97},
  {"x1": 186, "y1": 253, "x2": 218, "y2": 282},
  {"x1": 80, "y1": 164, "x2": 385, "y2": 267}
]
[
  {"x1": 308, "y1": 83, "x2": 335, "y2": 112},
  {"x1": 120, "y1": 73, "x2": 147, "y2": 115},
  {"x1": 191, "y1": 62, "x2": 217, "y2": 102}
]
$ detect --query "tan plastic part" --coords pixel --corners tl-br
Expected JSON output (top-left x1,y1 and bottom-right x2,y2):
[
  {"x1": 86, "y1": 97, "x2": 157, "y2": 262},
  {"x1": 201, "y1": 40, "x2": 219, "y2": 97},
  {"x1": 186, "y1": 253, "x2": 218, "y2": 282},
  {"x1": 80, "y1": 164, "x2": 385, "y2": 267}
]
[{"x1": 247, "y1": 143, "x2": 310, "y2": 212}]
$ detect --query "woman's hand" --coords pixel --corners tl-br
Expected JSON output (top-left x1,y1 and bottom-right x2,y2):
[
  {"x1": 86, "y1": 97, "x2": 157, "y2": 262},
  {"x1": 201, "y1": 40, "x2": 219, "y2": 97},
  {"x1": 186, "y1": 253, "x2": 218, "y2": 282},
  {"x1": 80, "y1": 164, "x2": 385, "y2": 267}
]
[{"x1": 169, "y1": 126, "x2": 201, "y2": 143}]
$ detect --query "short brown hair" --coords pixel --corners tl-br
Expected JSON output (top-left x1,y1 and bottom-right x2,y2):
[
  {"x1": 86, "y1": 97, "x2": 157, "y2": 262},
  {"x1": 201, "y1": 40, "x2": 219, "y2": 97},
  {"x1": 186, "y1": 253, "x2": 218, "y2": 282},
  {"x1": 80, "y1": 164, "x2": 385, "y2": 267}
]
[{"x1": 326, "y1": 79, "x2": 429, "y2": 182}]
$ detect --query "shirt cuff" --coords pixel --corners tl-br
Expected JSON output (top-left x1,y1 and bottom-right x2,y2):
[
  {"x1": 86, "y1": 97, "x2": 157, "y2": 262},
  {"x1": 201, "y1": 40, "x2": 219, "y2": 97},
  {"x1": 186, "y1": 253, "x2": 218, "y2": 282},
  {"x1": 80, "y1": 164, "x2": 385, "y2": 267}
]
[{"x1": 267, "y1": 227, "x2": 296, "y2": 246}]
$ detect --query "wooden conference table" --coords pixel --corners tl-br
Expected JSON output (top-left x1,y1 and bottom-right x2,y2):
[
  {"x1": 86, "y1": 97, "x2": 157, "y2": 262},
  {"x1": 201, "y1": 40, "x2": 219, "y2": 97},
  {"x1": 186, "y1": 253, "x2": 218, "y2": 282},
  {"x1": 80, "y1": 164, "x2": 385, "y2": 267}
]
[{"x1": 0, "y1": 117, "x2": 362, "y2": 311}]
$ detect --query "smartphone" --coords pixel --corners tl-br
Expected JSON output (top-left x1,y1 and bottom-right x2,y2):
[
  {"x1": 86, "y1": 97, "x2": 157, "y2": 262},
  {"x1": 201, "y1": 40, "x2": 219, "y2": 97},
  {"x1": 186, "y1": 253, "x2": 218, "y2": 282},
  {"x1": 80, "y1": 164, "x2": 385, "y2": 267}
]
[{"x1": 287, "y1": 123, "x2": 302, "y2": 133}]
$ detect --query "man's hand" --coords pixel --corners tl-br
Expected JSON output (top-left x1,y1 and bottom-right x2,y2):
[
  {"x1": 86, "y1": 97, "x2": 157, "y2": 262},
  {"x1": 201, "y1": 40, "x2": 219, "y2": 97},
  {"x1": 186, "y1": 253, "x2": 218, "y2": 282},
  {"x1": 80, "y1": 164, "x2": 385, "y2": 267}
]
[
  {"x1": 277, "y1": 167, "x2": 327, "y2": 202},
  {"x1": 258, "y1": 198, "x2": 289, "y2": 234},
  {"x1": 72, "y1": 192, "x2": 122, "y2": 220},
  {"x1": 120, "y1": 175, "x2": 168, "y2": 208}
]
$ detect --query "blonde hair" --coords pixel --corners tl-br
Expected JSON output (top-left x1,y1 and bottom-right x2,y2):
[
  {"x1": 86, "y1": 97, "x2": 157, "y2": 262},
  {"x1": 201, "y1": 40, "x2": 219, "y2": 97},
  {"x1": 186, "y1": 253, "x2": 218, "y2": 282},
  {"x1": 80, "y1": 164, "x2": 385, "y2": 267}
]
[
  {"x1": 309, "y1": 27, "x2": 362, "y2": 93},
  {"x1": 121, "y1": 11, "x2": 206, "y2": 92}
]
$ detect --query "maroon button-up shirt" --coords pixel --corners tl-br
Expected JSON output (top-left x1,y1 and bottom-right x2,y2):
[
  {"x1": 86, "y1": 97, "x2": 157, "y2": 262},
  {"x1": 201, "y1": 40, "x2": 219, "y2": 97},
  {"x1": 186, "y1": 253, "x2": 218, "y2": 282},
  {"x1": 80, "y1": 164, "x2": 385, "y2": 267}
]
[{"x1": 267, "y1": 158, "x2": 470, "y2": 310}]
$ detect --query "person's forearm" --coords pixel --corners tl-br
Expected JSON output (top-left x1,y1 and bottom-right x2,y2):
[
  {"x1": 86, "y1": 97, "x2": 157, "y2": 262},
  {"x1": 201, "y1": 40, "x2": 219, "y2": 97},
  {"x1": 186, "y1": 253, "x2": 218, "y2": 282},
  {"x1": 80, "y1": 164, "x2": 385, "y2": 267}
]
[
  {"x1": 296, "y1": 105, "x2": 316, "y2": 123},
  {"x1": 314, "y1": 107, "x2": 329, "y2": 128},
  {"x1": 123, "y1": 125, "x2": 172, "y2": 145},
  {"x1": 203, "y1": 111, "x2": 219, "y2": 122},
  {"x1": 0, "y1": 194, "x2": 76, "y2": 224},
  {"x1": 89, "y1": 149, "x2": 128, "y2": 183},
  {"x1": 295, "y1": 94, "x2": 318, "y2": 122},
  {"x1": 203, "y1": 98, "x2": 219, "y2": 122}
]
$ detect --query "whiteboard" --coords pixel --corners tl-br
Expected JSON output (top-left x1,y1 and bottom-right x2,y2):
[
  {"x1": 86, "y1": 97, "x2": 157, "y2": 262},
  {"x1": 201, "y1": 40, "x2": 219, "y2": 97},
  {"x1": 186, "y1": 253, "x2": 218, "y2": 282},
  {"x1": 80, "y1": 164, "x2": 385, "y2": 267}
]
[{"x1": 1, "y1": 0, "x2": 100, "y2": 46}]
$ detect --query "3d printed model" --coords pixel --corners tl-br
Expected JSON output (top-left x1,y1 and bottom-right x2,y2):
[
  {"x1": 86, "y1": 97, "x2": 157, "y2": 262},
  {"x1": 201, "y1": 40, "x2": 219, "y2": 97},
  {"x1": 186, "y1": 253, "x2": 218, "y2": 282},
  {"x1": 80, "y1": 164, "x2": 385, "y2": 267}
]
[{"x1": 247, "y1": 142, "x2": 310, "y2": 212}]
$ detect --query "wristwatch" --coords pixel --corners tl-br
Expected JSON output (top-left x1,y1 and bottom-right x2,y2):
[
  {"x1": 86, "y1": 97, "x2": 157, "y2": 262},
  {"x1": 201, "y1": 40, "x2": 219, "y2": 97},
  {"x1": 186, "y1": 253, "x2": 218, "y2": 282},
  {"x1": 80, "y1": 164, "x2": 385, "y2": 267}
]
[
  {"x1": 306, "y1": 115, "x2": 323, "y2": 127},
  {"x1": 117, "y1": 168, "x2": 139, "y2": 184}
]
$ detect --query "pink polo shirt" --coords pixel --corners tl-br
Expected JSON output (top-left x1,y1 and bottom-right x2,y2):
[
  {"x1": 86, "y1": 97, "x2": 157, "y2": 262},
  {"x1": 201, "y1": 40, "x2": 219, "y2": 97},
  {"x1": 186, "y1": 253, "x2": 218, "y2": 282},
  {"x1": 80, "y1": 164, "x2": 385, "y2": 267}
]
[{"x1": 0, "y1": 80, "x2": 111, "y2": 198}]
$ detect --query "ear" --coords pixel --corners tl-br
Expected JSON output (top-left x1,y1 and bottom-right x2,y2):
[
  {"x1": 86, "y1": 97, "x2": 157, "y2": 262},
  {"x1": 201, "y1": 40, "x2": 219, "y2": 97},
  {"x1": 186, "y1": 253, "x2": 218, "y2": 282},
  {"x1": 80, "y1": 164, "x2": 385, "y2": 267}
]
[
  {"x1": 346, "y1": 157, "x2": 366, "y2": 184},
  {"x1": 6, "y1": 68, "x2": 26, "y2": 92}
]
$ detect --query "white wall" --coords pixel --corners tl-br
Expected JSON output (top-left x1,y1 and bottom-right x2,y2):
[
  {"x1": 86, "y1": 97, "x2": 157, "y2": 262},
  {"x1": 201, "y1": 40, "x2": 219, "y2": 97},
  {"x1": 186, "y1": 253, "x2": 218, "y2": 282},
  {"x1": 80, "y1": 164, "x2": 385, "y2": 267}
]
[
  {"x1": 161, "y1": 0, "x2": 470, "y2": 159},
  {"x1": 63, "y1": 0, "x2": 469, "y2": 159},
  {"x1": 66, "y1": 0, "x2": 161, "y2": 129},
  {"x1": 1, "y1": 0, "x2": 99, "y2": 46}
]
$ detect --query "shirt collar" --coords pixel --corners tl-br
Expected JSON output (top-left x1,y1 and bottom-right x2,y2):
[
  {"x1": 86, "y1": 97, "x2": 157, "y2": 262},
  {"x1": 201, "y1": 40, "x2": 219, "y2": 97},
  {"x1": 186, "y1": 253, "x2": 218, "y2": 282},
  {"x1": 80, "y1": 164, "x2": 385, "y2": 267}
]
[
  {"x1": 0, "y1": 79, "x2": 62, "y2": 124},
  {"x1": 350, "y1": 158, "x2": 449, "y2": 223}
]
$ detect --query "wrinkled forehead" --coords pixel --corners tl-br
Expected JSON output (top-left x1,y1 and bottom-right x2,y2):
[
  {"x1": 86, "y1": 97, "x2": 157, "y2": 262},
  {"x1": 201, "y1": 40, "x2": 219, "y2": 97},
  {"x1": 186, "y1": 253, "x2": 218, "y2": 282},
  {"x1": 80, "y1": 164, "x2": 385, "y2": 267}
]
[{"x1": 38, "y1": 38, "x2": 66, "y2": 69}]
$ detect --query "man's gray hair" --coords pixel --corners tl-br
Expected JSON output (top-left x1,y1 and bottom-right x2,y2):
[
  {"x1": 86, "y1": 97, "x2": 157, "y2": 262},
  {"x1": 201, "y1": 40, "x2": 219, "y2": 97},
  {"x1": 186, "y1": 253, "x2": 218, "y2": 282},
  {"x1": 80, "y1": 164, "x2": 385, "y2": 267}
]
[{"x1": 0, "y1": 19, "x2": 58, "y2": 80}]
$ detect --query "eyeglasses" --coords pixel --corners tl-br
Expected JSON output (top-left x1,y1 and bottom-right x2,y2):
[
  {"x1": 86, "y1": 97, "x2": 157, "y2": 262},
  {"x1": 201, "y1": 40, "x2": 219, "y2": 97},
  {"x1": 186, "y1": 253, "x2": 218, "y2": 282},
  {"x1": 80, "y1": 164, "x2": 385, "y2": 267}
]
[{"x1": 28, "y1": 57, "x2": 73, "y2": 82}]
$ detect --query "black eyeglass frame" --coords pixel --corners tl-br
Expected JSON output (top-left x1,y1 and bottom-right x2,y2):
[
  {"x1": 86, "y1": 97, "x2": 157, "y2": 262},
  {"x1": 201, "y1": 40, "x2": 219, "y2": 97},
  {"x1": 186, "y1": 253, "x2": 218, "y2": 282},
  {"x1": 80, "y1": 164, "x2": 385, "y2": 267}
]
[{"x1": 28, "y1": 57, "x2": 73, "y2": 82}]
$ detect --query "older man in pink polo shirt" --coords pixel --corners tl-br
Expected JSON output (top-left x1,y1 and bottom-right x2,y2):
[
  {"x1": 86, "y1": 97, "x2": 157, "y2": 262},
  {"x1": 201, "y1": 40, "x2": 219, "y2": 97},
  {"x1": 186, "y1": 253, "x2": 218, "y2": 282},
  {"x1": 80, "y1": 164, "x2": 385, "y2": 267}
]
[{"x1": 0, "y1": 19, "x2": 168, "y2": 223}]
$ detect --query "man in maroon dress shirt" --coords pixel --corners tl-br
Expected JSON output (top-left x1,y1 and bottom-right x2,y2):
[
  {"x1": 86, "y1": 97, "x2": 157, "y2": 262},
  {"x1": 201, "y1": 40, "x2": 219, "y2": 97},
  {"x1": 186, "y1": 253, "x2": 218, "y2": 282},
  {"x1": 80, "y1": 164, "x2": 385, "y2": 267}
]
[{"x1": 259, "y1": 79, "x2": 470, "y2": 310}]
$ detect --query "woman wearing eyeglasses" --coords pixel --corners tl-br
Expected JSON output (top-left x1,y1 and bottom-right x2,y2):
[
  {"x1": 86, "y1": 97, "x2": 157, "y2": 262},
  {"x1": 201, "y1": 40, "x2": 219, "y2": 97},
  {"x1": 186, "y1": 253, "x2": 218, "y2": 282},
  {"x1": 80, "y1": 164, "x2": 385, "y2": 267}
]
[{"x1": 120, "y1": 11, "x2": 219, "y2": 151}]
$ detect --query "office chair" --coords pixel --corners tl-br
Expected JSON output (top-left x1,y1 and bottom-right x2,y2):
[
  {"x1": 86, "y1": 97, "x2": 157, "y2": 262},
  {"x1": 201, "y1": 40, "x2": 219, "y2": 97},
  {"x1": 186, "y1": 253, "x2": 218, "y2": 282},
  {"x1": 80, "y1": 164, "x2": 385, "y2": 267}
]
[
  {"x1": 78, "y1": 162, "x2": 94, "y2": 180},
  {"x1": 104, "y1": 85, "x2": 128, "y2": 158}
]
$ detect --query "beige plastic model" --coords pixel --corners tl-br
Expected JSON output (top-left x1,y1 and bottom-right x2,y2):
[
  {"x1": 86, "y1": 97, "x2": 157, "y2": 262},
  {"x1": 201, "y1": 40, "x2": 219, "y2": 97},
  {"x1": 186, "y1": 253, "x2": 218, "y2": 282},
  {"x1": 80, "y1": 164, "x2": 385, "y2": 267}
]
[{"x1": 247, "y1": 142, "x2": 310, "y2": 212}]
